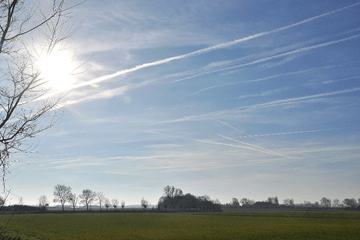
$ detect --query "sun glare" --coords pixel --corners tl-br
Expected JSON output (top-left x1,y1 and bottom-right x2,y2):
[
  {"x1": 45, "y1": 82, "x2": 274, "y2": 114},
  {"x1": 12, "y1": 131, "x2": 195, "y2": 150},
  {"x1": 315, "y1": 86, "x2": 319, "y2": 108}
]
[{"x1": 37, "y1": 51, "x2": 76, "y2": 90}]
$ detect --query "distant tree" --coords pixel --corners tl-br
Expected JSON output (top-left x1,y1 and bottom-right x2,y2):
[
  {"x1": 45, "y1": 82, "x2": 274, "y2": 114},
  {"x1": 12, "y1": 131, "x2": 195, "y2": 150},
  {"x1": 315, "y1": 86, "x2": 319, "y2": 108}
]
[
  {"x1": 158, "y1": 196, "x2": 171, "y2": 211},
  {"x1": 304, "y1": 201, "x2": 312, "y2": 208},
  {"x1": 267, "y1": 197, "x2": 279, "y2": 205},
  {"x1": 240, "y1": 198, "x2": 254, "y2": 206},
  {"x1": 18, "y1": 197, "x2": 23, "y2": 205},
  {"x1": 96, "y1": 192, "x2": 105, "y2": 211},
  {"x1": 38, "y1": 195, "x2": 49, "y2": 207},
  {"x1": 0, "y1": 196, "x2": 5, "y2": 207},
  {"x1": 104, "y1": 198, "x2": 110, "y2": 211},
  {"x1": 69, "y1": 193, "x2": 79, "y2": 211},
  {"x1": 197, "y1": 195, "x2": 212, "y2": 211},
  {"x1": 332, "y1": 199, "x2": 340, "y2": 208},
  {"x1": 283, "y1": 199, "x2": 294, "y2": 206},
  {"x1": 320, "y1": 197, "x2": 331, "y2": 208},
  {"x1": 231, "y1": 198, "x2": 240, "y2": 207},
  {"x1": 112, "y1": 199, "x2": 118, "y2": 211},
  {"x1": 163, "y1": 185, "x2": 183, "y2": 209},
  {"x1": 182, "y1": 193, "x2": 197, "y2": 211},
  {"x1": 343, "y1": 198, "x2": 357, "y2": 208},
  {"x1": 80, "y1": 189, "x2": 96, "y2": 211},
  {"x1": 141, "y1": 197, "x2": 148, "y2": 209},
  {"x1": 121, "y1": 200, "x2": 125, "y2": 210},
  {"x1": 53, "y1": 184, "x2": 72, "y2": 211}
]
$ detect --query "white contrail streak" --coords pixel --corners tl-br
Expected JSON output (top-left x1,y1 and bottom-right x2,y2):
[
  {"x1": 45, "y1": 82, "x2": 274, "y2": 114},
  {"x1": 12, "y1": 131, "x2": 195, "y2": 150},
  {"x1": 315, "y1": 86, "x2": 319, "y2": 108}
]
[
  {"x1": 36, "y1": 2, "x2": 360, "y2": 101},
  {"x1": 218, "y1": 134, "x2": 293, "y2": 159},
  {"x1": 153, "y1": 86, "x2": 360, "y2": 125},
  {"x1": 217, "y1": 120, "x2": 325, "y2": 161},
  {"x1": 190, "y1": 61, "x2": 360, "y2": 95},
  {"x1": 172, "y1": 33, "x2": 360, "y2": 84}
]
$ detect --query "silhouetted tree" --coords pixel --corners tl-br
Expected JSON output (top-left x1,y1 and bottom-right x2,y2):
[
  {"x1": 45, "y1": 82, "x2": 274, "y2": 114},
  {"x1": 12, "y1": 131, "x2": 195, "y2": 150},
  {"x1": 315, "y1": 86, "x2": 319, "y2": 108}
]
[
  {"x1": 38, "y1": 195, "x2": 48, "y2": 207},
  {"x1": 112, "y1": 199, "x2": 118, "y2": 211},
  {"x1": 96, "y1": 192, "x2": 105, "y2": 211},
  {"x1": 283, "y1": 199, "x2": 294, "y2": 206},
  {"x1": 0, "y1": 196, "x2": 5, "y2": 207},
  {"x1": 80, "y1": 189, "x2": 96, "y2": 211},
  {"x1": 231, "y1": 198, "x2": 240, "y2": 207},
  {"x1": 240, "y1": 198, "x2": 254, "y2": 206},
  {"x1": 141, "y1": 197, "x2": 148, "y2": 209},
  {"x1": 267, "y1": 197, "x2": 279, "y2": 205},
  {"x1": 343, "y1": 198, "x2": 357, "y2": 208},
  {"x1": 53, "y1": 184, "x2": 72, "y2": 211},
  {"x1": 158, "y1": 196, "x2": 171, "y2": 211},
  {"x1": 121, "y1": 200, "x2": 125, "y2": 210},
  {"x1": 163, "y1": 185, "x2": 183, "y2": 209},
  {"x1": 183, "y1": 193, "x2": 198, "y2": 211},
  {"x1": 333, "y1": 199, "x2": 340, "y2": 208},
  {"x1": 69, "y1": 193, "x2": 79, "y2": 211},
  {"x1": 0, "y1": 0, "x2": 83, "y2": 187},
  {"x1": 320, "y1": 197, "x2": 331, "y2": 208},
  {"x1": 304, "y1": 201, "x2": 312, "y2": 208},
  {"x1": 104, "y1": 198, "x2": 110, "y2": 211}
]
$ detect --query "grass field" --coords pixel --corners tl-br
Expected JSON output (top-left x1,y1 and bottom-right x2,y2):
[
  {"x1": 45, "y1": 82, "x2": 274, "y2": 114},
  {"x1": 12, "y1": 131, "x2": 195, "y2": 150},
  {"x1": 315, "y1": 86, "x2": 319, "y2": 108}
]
[{"x1": 0, "y1": 210, "x2": 359, "y2": 239}]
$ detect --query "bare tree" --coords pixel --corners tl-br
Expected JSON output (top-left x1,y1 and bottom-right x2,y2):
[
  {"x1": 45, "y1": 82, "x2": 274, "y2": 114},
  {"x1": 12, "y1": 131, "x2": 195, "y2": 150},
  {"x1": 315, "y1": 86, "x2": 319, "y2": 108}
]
[
  {"x1": 343, "y1": 198, "x2": 357, "y2": 208},
  {"x1": 283, "y1": 199, "x2": 294, "y2": 206},
  {"x1": 332, "y1": 199, "x2": 340, "y2": 208},
  {"x1": 38, "y1": 195, "x2": 48, "y2": 207},
  {"x1": 240, "y1": 198, "x2": 254, "y2": 206},
  {"x1": 53, "y1": 184, "x2": 72, "y2": 211},
  {"x1": 121, "y1": 200, "x2": 125, "y2": 210},
  {"x1": 0, "y1": 196, "x2": 5, "y2": 207},
  {"x1": 267, "y1": 197, "x2": 279, "y2": 205},
  {"x1": 163, "y1": 185, "x2": 183, "y2": 209},
  {"x1": 0, "y1": 0, "x2": 85, "y2": 187},
  {"x1": 69, "y1": 193, "x2": 79, "y2": 211},
  {"x1": 104, "y1": 198, "x2": 110, "y2": 211},
  {"x1": 231, "y1": 198, "x2": 239, "y2": 206},
  {"x1": 112, "y1": 199, "x2": 118, "y2": 211},
  {"x1": 320, "y1": 197, "x2": 331, "y2": 208},
  {"x1": 96, "y1": 192, "x2": 105, "y2": 211},
  {"x1": 80, "y1": 189, "x2": 95, "y2": 211},
  {"x1": 141, "y1": 197, "x2": 148, "y2": 209}
]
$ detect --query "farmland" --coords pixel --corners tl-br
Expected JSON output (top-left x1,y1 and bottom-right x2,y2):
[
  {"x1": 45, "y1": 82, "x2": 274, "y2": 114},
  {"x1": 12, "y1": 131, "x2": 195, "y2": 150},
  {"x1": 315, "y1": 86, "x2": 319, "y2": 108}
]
[{"x1": 0, "y1": 210, "x2": 359, "y2": 239}]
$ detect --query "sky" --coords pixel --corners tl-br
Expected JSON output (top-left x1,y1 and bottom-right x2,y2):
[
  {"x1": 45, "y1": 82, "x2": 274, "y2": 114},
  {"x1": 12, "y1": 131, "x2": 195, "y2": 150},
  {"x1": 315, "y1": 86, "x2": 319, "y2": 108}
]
[{"x1": 4, "y1": 0, "x2": 360, "y2": 206}]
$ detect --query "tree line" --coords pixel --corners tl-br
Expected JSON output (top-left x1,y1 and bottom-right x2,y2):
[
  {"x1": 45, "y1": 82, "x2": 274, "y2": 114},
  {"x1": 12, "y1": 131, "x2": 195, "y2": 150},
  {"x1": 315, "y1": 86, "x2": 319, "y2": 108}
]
[
  {"x1": 39, "y1": 185, "x2": 221, "y2": 212},
  {"x1": 157, "y1": 185, "x2": 221, "y2": 211},
  {"x1": 225, "y1": 196, "x2": 360, "y2": 209},
  {"x1": 38, "y1": 185, "x2": 129, "y2": 212}
]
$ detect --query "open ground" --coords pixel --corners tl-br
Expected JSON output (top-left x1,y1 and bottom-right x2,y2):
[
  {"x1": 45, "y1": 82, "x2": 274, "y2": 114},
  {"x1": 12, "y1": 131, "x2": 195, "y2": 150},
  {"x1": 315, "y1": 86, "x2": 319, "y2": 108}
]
[{"x1": 0, "y1": 210, "x2": 359, "y2": 239}]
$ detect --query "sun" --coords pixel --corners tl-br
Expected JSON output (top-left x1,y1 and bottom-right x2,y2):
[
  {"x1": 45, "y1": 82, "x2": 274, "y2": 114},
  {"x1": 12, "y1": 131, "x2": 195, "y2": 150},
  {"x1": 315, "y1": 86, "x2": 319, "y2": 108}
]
[{"x1": 37, "y1": 50, "x2": 76, "y2": 90}]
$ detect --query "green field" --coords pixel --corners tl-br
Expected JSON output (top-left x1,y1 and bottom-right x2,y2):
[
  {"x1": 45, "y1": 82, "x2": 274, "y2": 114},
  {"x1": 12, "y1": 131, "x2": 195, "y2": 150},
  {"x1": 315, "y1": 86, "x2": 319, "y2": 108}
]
[{"x1": 0, "y1": 211, "x2": 359, "y2": 239}]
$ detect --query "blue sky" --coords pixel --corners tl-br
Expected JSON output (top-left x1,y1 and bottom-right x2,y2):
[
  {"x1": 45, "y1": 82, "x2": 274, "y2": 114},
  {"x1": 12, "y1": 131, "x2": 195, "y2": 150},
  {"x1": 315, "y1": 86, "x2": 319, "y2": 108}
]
[{"x1": 6, "y1": 0, "x2": 360, "y2": 206}]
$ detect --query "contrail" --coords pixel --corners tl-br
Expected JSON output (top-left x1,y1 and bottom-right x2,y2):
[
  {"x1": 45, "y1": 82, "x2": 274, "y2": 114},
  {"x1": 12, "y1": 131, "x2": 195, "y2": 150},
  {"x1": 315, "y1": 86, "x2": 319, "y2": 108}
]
[
  {"x1": 243, "y1": 87, "x2": 360, "y2": 110},
  {"x1": 218, "y1": 134, "x2": 294, "y2": 159},
  {"x1": 239, "y1": 129, "x2": 335, "y2": 138},
  {"x1": 217, "y1": 120, "x2": 325, "y2": 161},
  {"x1": 153, "y1": 87, "x2": 360, "y2": 125},
  {"x1": 171, "y1": 33, "x2": 360, "y2": 84},
  {"x1": 189, "y1": 60, "x2": 360, "y2": 95},
  {"x1": 323, "y1": 75, "x2": 360, "y2": 84},
  {"x1": 36, "y1": 2, "x2": 360, "y2": 100}
]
